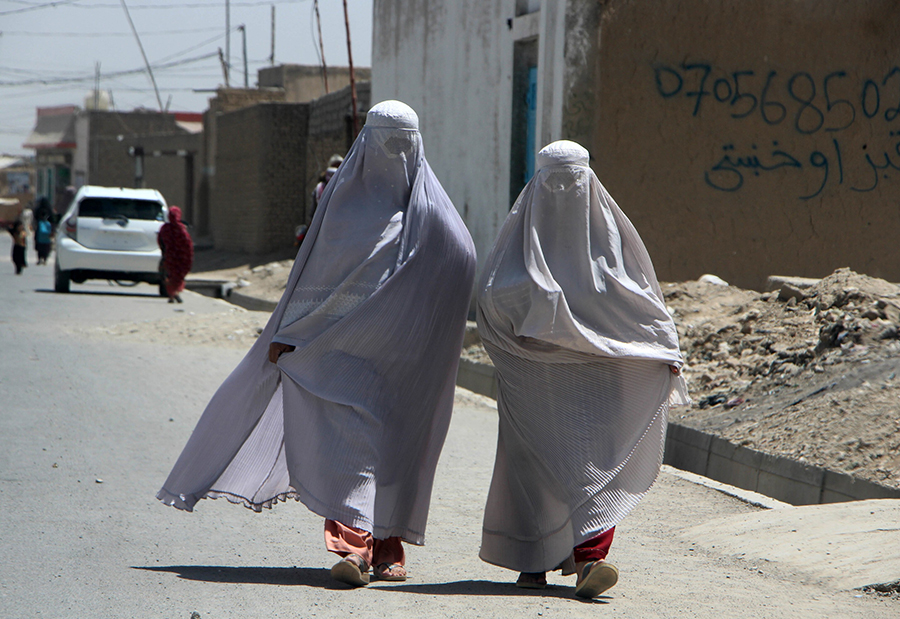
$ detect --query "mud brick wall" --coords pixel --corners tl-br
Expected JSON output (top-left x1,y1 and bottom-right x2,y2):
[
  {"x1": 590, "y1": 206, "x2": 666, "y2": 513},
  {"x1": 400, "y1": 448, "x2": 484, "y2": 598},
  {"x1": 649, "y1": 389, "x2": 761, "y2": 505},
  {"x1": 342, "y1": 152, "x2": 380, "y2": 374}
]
[
  {"x1": 115, "y1": 133, "x2": 201, "y2": 219},
  {"x1": 304, "y1": 82, "x2": 371, "y2": 223},
  {"x1": 566, "y1": 0, "x2": 900, "y2": 289},
  {"x1": 212, "y1": 102, "x2": 310, "y2": 253},
  {"x1": 87, "y1": 111, "x2": 186, "y2": 189}
]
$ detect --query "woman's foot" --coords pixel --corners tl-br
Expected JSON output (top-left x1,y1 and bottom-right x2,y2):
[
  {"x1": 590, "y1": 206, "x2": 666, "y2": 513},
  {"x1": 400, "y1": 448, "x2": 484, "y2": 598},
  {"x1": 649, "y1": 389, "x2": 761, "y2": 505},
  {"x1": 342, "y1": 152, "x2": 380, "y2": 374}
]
[
  {"x1": 515, "y1": 571, "x2": 547, "y2": 589},
  {"x1": 372, "y1": 562, "x2": 407, "y2": 582},
  {"x1": 330, "y1": 553, "x2": 370, "y2": 587},
  {"x1": 168, "y1": 298, "x2": 175, "y2": 303},
  {"x1": 175, "y1": 294, "x2": 183, "y2": 303},
  {"x1": 574, "y1": 560, "x2": 618, "y2": 598}
]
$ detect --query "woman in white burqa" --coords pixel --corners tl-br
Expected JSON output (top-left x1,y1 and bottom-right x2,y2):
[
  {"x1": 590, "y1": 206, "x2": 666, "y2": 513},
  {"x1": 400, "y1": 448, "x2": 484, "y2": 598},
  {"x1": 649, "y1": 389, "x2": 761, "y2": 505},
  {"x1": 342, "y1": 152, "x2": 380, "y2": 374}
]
[
  {"x1": 158, "y1": 101, "x2": 476, "y2": 586},
  {"x1": 476, "y1": 140, "x2": 688, "y2": 598}
]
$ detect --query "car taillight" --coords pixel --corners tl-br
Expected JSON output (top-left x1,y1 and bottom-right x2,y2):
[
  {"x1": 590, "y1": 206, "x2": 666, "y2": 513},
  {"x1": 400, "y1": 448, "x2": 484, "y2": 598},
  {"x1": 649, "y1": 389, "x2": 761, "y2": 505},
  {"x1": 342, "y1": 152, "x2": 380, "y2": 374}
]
[{"x1": 64, "y1": 217, "x2": 77, "y2": 241}]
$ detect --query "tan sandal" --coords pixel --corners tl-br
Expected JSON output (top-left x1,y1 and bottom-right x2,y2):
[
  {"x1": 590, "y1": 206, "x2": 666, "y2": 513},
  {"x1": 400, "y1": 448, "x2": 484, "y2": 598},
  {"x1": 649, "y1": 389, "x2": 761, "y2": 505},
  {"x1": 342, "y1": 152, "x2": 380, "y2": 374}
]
[
  {"x1": 574, "y1": 561, "x2": 618, "y2": 598},
  {"x1": 515, "y1": 572, "x2": 547, "y2": 589},
  {"x1": 331, "y1": 553, "x2": 370, "y2": 587},
  {"x1": 372, "y1": 562, "x2": 407, "y2": 581}
]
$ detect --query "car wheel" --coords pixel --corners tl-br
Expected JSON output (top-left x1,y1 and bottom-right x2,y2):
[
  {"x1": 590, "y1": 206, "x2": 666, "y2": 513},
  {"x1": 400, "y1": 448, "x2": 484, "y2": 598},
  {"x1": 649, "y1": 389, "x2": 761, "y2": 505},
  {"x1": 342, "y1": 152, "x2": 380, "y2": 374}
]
[{"x1": 54, "y1": 259, "x2": 70, "y2": 293}]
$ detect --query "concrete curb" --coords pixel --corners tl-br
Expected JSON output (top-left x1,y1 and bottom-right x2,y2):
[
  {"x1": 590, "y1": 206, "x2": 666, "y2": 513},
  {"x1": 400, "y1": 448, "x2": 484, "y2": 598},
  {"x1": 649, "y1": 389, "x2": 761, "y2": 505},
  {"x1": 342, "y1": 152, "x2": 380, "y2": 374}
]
[
  {"x1": 226, "y1": 289, "x2": 278, "y2": 312},
  {"x1": 187, "y1": 279, "x2": 280, "y2": 312}
]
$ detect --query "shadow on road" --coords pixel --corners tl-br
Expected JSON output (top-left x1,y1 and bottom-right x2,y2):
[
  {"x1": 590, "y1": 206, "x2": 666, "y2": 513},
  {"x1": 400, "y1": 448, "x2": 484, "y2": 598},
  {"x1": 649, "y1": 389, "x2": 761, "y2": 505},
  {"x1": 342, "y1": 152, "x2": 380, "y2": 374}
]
[
  {"x1": 133, "y1": 565, "x2": 341, "y2": 589},
  {"x1": 34, "y1": 288, "x2": 161, "y2": 299},
  {"x1": 133, "y1": 567, "x2": 610, "y2": 601},
  {"x1": 377, "y1": 579, "x2": 609, "y2": 603}
]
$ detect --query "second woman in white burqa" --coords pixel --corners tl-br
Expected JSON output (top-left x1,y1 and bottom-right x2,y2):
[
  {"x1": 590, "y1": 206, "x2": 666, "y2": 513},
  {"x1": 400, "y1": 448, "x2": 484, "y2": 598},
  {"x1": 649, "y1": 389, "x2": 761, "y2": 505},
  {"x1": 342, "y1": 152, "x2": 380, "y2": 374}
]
[
  {"x1": 158, "y1": 101, "x2": 476, "y2": 586},
  {"x1": 476, "y1": 140, "x2": 688, "y2": 598}
]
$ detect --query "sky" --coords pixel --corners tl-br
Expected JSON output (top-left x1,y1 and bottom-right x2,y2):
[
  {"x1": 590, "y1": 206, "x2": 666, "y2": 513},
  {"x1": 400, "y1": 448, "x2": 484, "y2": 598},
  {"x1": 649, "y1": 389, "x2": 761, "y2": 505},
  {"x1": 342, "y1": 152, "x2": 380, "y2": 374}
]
[{"x1": 0, "y1": 0, "x2": 374, "y2": 156}]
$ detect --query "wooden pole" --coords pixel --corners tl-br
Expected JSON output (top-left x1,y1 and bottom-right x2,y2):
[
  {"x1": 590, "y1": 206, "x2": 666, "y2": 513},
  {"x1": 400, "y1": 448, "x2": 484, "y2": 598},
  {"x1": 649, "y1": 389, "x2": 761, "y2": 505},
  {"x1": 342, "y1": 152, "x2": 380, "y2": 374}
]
[
  {"x1": 342, "y1": 0, "x2": 358, "y2": 136},
  {"x1": 314, "y1": 0, "x2": 328, "y2": 93}
]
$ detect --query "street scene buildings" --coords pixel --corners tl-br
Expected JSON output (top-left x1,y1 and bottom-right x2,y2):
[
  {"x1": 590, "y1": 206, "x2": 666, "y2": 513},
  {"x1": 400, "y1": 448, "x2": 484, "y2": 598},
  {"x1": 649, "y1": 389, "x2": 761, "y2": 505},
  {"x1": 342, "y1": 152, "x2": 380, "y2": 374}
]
[{"x1": 1, "y1": 1, "x2": 899, "y2": 617}]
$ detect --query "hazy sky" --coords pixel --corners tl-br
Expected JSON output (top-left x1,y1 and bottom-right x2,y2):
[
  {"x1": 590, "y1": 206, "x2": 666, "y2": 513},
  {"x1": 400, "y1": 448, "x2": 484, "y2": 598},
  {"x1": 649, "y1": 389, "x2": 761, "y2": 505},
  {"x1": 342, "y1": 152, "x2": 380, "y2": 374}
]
[{"x1": 0, "y1": 0, "x2": 374, "y2": 156}]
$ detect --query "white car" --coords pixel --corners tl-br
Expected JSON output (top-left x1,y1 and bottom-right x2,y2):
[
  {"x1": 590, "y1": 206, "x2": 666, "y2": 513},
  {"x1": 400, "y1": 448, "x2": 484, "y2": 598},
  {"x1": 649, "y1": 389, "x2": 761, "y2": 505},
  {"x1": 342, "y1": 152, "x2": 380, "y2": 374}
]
[{"x1": 54, "y1": 185, "x2": 168, "y2": 294}]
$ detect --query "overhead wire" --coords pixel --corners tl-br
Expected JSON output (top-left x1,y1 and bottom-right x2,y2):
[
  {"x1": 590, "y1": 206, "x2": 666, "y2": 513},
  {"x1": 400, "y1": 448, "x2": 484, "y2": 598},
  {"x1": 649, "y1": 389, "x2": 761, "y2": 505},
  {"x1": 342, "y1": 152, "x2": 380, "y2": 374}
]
[
  {"x1": 0, "y1": 51, "x2": 219, "y2": 86},
  {"x1": 1, "y1": 0, "x2": 310, "y2": 12},
  {"x1": 0, "y1": 27, "x2": 226, "y2": 37}
]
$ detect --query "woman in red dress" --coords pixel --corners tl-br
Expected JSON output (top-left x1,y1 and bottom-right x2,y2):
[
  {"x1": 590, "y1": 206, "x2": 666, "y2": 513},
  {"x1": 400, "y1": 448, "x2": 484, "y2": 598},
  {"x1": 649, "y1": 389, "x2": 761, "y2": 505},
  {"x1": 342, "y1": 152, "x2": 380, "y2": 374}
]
[{"x1": 157, "y1": 206, "x2": 193, "y2": 303}]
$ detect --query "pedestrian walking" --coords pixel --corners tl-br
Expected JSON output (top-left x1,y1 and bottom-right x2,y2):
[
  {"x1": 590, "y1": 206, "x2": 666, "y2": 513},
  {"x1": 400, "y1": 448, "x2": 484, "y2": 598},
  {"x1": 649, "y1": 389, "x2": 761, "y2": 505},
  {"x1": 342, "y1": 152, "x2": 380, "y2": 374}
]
[
  {"x1": 475, "y1": 140, "x2": 689, "y2": 598},
  {"x1": 309, "y1": 154, "x2": 343, "y2": 222},
  {"x1": 157, "y1": 206, "x2": 193, "y2": 304},
  {"x1": 8, "y1": 220, "x2": 27, "y2": 275},
  {"x1": 157, "y1": 100, "x2": 476, "y2": 587},
  {"x1": 34, "y1": 211, "x2": 53, "y2": 265}
]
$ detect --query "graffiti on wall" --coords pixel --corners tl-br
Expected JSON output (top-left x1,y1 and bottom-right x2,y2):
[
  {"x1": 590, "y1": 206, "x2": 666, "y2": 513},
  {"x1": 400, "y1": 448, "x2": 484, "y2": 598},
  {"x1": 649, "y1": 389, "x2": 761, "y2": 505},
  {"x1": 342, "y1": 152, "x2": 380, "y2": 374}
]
[{"x1": 653, "y1": 62, "x2": 900, "y2": 199}]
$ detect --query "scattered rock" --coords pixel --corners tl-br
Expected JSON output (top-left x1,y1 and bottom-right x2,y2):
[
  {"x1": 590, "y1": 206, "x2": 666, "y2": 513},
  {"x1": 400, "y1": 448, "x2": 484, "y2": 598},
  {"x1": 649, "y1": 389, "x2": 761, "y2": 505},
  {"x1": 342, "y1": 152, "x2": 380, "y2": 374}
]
[{"x1": 699, "y1": 274, "x2": 729, "y2": 286}]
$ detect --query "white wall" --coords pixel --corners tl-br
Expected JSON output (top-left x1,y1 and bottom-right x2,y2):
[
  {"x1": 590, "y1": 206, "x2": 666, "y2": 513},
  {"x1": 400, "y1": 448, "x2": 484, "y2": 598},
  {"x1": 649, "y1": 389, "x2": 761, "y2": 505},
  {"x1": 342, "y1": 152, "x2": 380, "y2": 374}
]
[
  {"x1": 73, "y1": 114, "x2": 90, "y2": 186},
  {"x1": 372, "y1": 0, "x2": 516, "y2": 279}
]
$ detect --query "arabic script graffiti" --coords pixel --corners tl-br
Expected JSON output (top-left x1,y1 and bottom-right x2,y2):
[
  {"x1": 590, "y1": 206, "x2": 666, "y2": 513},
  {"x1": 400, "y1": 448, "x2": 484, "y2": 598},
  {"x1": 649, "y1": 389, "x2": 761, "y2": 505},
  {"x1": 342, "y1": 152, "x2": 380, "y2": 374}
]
[{"x1": 705, "y1": 136, "x2": 900, "y2": 199}]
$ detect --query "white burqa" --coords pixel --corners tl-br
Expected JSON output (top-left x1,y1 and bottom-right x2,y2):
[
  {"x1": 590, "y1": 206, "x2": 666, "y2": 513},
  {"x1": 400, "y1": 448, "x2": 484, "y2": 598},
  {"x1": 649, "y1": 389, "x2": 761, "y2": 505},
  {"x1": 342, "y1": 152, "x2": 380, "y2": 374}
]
[
  {"x1": 158, "y1": 101, "x2": 477, "y2": 545},
  {"x1": 476, "y1": 140, "x2": 689, "y2": 572}
]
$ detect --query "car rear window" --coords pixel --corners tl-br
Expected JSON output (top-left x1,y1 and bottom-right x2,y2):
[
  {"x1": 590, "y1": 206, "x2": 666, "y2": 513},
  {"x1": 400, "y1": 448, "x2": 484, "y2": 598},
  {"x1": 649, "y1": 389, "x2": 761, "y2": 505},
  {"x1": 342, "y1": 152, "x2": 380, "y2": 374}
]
[{"x1": 78, "y1": 197, "x2": 164, "y2": 221}]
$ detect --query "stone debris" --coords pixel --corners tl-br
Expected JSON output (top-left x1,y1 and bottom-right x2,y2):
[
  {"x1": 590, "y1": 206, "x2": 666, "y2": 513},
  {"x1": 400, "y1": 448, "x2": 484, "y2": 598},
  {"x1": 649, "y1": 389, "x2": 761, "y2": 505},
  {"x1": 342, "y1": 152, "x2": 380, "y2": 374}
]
[{"x1": 666, "y1": 268, "x2": 900, "y2": 489}]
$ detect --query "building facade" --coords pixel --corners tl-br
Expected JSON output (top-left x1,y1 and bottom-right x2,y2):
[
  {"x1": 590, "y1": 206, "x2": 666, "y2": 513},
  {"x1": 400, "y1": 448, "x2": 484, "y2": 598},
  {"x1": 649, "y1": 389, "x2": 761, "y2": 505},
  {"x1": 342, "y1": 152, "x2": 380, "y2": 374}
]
[{"x1": 373, "y1": 0, "x2": 900, "y2": 289}]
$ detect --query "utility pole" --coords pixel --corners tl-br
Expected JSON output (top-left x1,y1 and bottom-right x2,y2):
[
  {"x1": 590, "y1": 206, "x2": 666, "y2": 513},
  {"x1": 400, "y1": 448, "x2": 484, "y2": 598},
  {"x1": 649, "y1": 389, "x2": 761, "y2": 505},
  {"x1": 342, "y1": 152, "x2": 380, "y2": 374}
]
[
  {"x1": 342, "y1": 0, "x2": 358, "y2": 136},
  {"x1": 269, "y1": 4, "x2": 275, "y2": 66},
  {"x1": 93, "y1": 62, "x2": 100, "y2": 108},
  {"x1": 225, "y1": 0, "x2": 231, "y2": 87},
  {"x1": 314, "y1": 0, "x2": 328, "y2": 93},
  {"x1": 239, "y1": 25, "x2": 248, "y2": 88},
  {"x1": 120, "y1": 0, "x2": 163, "y2": 112},
  {"x1": 218, "y1": 48, "x2": 229, "y2": 87}
]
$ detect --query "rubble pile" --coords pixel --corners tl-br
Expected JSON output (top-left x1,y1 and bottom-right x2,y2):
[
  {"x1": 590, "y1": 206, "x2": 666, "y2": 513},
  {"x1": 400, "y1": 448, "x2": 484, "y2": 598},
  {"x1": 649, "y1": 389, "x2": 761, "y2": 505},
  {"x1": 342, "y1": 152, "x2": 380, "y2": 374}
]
[
  {"x1": 667, "y1": 268, "x2": 900, "y2": 489},
  {"x1": 667, "y1": 268, "x2": 900, "y2": 407}
]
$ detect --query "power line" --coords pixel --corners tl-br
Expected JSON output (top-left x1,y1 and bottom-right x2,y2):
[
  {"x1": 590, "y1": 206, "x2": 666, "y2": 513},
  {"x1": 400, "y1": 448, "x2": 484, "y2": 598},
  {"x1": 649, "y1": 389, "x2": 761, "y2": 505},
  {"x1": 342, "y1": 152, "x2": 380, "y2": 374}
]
[
  {"x1": 0, "y1": 51, "x2": 218, "y2": 86},
  {"x1": 1, "y1": 0, "x2": 310, "y2": 13},
  {"x1": 0, "y1": 0, "x2": 78, "y2": 17},
  {"x1": 0, "y1": 27, "x2": 225, "y2": 37},
  {"x1": 154, "y1": 28, "x2": 237, "y2": 65}
]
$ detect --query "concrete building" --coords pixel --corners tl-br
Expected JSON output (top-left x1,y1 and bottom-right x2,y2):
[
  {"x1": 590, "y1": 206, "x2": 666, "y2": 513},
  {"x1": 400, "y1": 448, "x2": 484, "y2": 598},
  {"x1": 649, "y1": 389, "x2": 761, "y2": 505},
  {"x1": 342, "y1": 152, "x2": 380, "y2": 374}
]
[
  {"x1": 23, "y1": 105, "x2": 78, "y2": 212},
  {"x1": 198, "y1": 65, "x2": 368, "y2": 243},
  {"x1": 209, "y1": 81, "x2": 371, "y2": 254},
  {"x1": 0, "y1": 155, "x2": 34, "y2": 224},
  {"x1": 24, "y1": 102, "x2": 202, "y2": 217},
  {"x1": 373, "y1": 0, "x2": 900, "y2": 290},
  {"x1": 258, "y1": 64, "x2": 371, "y2": 103},
  {"x1": 74, "y1": 110, "x2": 202, "y2": 221}
]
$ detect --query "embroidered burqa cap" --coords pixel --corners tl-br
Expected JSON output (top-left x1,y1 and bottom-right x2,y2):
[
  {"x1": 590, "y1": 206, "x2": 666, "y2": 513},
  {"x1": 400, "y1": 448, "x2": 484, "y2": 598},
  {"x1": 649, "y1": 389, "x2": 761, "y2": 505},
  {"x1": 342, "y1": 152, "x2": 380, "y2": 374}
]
[
  {"x1": 476, "y1": 140, "x2": 688, "y2": 572},
  {"x1": 158, "y1": 100, "x2": 476, "y2": 545}
]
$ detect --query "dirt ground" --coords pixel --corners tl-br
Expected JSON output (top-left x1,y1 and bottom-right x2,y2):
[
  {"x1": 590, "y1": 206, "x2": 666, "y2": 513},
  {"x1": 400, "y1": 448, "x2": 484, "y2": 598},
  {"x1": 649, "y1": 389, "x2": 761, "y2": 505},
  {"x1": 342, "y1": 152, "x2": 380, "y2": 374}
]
[{"x1": 101, "y1": 248, "x2": 900, "y2": 492}]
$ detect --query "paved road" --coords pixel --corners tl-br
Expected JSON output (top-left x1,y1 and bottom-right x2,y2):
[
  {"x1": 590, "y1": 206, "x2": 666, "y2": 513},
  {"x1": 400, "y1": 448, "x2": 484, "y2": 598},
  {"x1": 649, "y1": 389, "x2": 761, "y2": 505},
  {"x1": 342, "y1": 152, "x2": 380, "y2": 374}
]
[{"x1": 0, "y1": 236, "x2": 896, "y2": 618}]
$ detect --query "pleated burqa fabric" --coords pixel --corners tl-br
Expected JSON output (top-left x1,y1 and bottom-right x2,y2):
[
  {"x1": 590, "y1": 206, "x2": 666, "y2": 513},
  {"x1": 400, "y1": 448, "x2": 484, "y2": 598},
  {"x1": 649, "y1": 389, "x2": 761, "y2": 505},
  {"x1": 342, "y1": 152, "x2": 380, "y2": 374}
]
[
  {"x1": 476, "y1": 140, "x2": 689, "y2": 572},
  {"x1": 158, "y1": 101, "x2": 477, "y2": 545}
]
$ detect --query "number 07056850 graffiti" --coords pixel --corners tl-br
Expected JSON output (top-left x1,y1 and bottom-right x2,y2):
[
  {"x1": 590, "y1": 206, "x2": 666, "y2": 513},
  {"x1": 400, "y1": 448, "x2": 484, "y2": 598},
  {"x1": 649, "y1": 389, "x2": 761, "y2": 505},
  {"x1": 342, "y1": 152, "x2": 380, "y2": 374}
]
[{"x1": 653, "y1": 62, "x2": 900, "y2": 134}]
